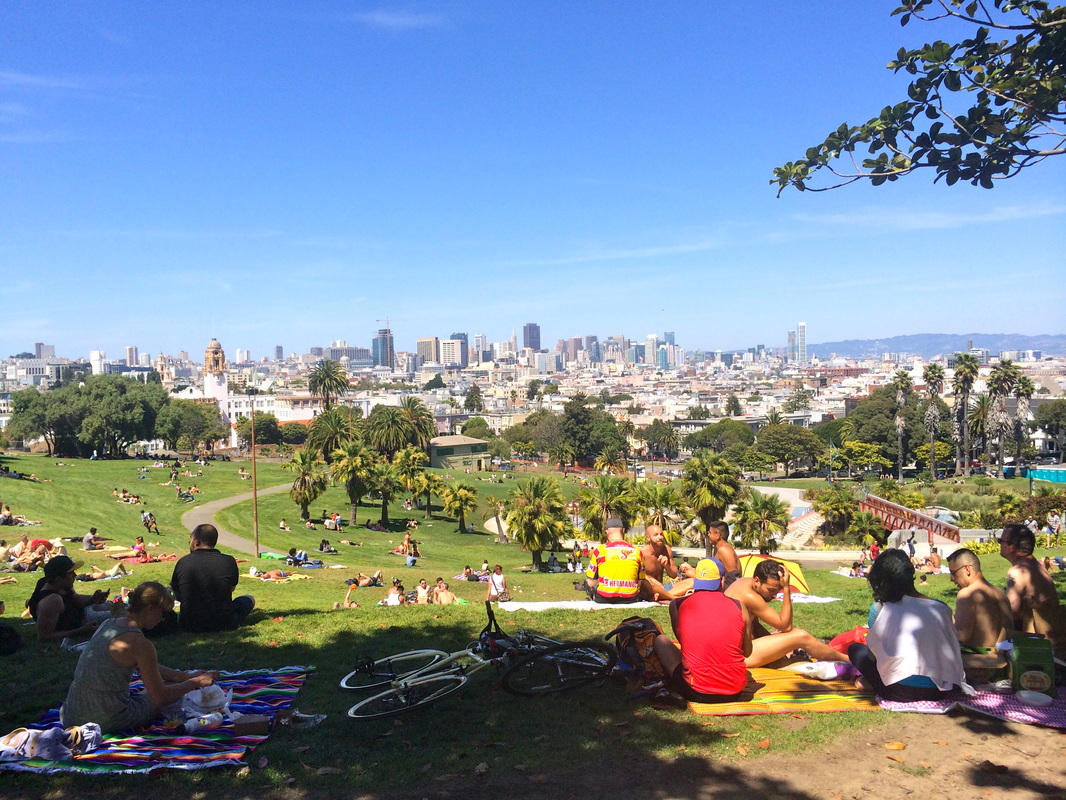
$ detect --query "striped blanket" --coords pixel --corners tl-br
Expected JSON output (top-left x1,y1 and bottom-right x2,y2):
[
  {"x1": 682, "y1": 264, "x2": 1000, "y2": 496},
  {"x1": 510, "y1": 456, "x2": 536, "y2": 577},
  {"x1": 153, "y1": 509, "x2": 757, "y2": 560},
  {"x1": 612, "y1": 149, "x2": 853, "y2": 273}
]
[
  {"x1": 688, "y1": 667, "x2": 880, "y2": 715},
  {"x1": 0, "y1": 666, "x2": 312, "y2": 775}
]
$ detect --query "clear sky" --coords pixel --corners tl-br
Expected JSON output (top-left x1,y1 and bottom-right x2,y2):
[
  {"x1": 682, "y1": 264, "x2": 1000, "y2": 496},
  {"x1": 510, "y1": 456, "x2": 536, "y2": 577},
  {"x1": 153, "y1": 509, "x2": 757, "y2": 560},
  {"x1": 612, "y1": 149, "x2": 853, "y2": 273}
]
[{"x1": 2, "y1": 2, "x2": 1063, "y2": 361}]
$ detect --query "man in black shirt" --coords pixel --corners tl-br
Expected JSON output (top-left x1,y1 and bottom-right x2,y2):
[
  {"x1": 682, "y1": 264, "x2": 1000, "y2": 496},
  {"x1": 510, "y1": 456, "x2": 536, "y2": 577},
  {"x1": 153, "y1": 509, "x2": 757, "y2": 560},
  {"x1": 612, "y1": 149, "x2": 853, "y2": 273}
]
[{"x1": 171, "y1": 524, "x2": 255, "y2": 633}]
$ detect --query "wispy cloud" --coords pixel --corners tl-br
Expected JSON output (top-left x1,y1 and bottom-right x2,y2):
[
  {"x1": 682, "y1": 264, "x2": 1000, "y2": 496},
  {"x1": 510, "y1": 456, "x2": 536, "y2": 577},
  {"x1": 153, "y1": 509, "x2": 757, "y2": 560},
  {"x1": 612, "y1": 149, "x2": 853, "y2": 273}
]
[
  {"x1": 347, "y1": 10, "x2": 445, "y2": 29},
  {"x1": 792, "y1": 203, "x2": 1066, "y2": 231},
  {"x1": 0, "y1": 69, "x2": 84, "y2": 90},
  {"x1": 501, "y1": 238, "x2": 729, "y2": 267}
]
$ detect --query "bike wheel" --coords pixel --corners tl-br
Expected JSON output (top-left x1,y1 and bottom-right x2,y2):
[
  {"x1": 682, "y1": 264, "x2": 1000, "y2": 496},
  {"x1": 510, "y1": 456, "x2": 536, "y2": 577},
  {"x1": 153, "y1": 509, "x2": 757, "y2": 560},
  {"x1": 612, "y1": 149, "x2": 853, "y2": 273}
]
[
  {"x1": 501, "y1": 642, "x2": 617, "y2": 697},
  {"x1": 339, "y1": 649, "x2": 449, "y2": 691},
  {"x1": 347, "y1": 674, "x2": 468, "y2": 718}
]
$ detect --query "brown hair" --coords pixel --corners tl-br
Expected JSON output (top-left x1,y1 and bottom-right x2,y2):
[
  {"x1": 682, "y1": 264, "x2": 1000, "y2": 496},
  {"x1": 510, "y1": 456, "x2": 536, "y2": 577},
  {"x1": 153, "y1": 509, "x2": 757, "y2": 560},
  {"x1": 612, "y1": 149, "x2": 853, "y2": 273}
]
[{"x1": 128, "y1": 581, "x2": 175, "y2": 614}]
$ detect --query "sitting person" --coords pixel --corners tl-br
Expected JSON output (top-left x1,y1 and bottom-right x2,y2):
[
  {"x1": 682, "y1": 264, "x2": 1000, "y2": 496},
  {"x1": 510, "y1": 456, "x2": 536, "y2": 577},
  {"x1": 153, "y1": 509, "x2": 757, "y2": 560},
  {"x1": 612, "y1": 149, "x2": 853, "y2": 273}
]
[
  {"x1": 82, "y1": 528, "x2": 105, "y2": 551},
  {"x1": 434, "y1": 581, "x2": 458, "y2": 605},
  {"x1": 382, "y1": 582, "x2": 406, "y2": 606},
  {"x1": 849, "y1": 561, "x2": 867, "y2": 578},
  {"x1": 279, "y1": 519, "x2": 292, "y2": 531},
  {"x1": 999, "y1": 523, "x2": 1066, "y2": 657},
  {"x1": 60, "y1": 581, "x2": 217, "y2": 733},
  {"x1": 917, "y1": 547, "x2": 943, "y2": 574},
  {"x1": 653, "y1": 558, "x2": 752, "y2": 702},
  {"x1": 848, "y1": 549, "x2": 965, "y2": 701},
  {"x1": 947, "y1": 548, "x2": 1012, "y2": 651},
  {"x1": 286, "y1": 548, "x2": 309, "y2": 566},
  {"x1": 584, "y1": 518, "x2": 646, "y2": 604},
  {"x1": 725, "y1": 560, "x2": 850, "y2": 667},
  {"x1": 318, "y1": 539, "x2": 338, "y2": 554},
  {"x1": 415, "y1": 578, "x2": 432, "y2": 604},
  {"x1": 304, "y1": 520, "x2": 317, "y2": 530},
  {"x1": 27, "y1": 556, "x2": 115, "y2": 643}
]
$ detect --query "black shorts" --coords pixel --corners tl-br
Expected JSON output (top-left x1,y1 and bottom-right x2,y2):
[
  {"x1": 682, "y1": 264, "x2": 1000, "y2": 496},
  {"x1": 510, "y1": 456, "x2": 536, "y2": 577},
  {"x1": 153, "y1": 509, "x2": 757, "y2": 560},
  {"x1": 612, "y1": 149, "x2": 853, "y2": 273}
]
[{"x1": 666, "y1": 664, "x2": 749, "y2": 704}]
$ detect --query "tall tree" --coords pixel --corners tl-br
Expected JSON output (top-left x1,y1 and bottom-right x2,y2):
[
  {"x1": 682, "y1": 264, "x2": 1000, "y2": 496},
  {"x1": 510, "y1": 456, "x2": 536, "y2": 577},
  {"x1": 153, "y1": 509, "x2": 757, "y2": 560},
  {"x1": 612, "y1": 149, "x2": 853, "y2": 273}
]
[
  {"x1": 755, "y1": 424, "x2": 824, "y2": 477},
  {"x1": 330, "y1": 441, "x2": 378, "y2": 525},
  {"x1": 680, "y1": 450, "x2": 742, "y2": 556},
  {"x1": 633, "y1": 482, "x2": 684, "y2": 539},
  {"x1": 411, "y1": 470, "x2": 445, "y2": 519},
  {"x1": 506, "y1": 476, "x2": 572, "y2": 570},
  {"x1": 463, "y1": 384, "x2": 484, "y2": 413},
  {"x1": 952, "y1": 353, "x2": 981, "y2": 475},
  {"x1": 308, "y1": 360, "x2": 349, "y2": 410},
  {"x1": 773, "y1": 1, "x2": 1066, "y2": 194},
  {"x1": 922, "y1": 363, "x2": 946, "y2": 476},
  {"x1": 988, "y1": 359, "x2": 1021, "y2": 477},
  {"x1": 1013, "y1": 375, "x2": 1036, "y2": 461},
  {"x1": 283, "y1": 449, "x2": 328, "y2": 521},
  {"x1": 365, "y1": 405, "x2": 412, "y2": 459},
  {"x1": 731, "y1": 489, "x2": 790, "y2": 554},
  {"x1": 399, "y1": 396, "x2": 438, "y2": 451},
  {"x1": 439, "y1": 481, "x2": 479, "y2": 533},
  {"x1": 724, "y1": 393, "x2": 743, "y2": 417},
  {"x1": 392, "y1": 445, "x2": 429, "y2": 502},
  {"x1": 892, "y1": 370, "x2": 913, "y2": 480},
  {"x1": 968, "y1": 392, "x2": 993, "y2": 465},
  {"x1": 1035, "y1": 399, "x2": 1066, "y2": 463},
  {"x1": 307, "y1": 406, "x2": 361, "y2": 461}
]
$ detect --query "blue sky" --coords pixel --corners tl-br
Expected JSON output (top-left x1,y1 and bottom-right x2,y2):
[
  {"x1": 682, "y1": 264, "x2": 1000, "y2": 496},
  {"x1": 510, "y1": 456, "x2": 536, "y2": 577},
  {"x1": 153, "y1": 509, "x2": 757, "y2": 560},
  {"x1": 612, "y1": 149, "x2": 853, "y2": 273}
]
[{"x1": 2, "y1": 2, "x2": 1063, "y2": 361}]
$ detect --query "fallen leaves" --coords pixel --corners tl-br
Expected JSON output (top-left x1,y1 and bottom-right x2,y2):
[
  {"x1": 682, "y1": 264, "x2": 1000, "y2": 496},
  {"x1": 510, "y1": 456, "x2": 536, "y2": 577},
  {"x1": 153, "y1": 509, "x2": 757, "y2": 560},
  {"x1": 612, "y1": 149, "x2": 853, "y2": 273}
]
[
  {"x1": 256, "y1": 756, "x2": 268, "y2": 769},
  {"x1": 885, "y1": 741, "x2": 907, "y2": 751},
  {"x1": 721, "y1": 732, "x2": 741, "y2": 738},
  {"x1": 513, "y1": 764, "x2": 527, "y2": 772},
  {"x1": 737, "y1": 746, "x2": 749, "y2": 756},
  {"x1": 757, "y1": 738, "x2": 771, "y2": 749},
  {"x1": 934, "y1": 740, "x2": 949, "y2": 746},
  {"x1": 886, "y1": 755, "x2": 905, "y2": 763},
  {"x1": 292, "y1": 746, "x2": 310, "y2": 754},
  {"x1": 474, "y1": 762, "x2": 490, "y2": 775},
  {"x1": 529, "y1": 774, "x2": 549, "y2": 785}
]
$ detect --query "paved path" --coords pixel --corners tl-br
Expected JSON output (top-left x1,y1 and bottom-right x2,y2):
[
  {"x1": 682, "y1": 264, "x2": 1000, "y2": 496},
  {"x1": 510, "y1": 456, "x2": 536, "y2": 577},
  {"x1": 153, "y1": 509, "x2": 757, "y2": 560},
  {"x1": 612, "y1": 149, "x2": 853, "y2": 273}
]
[{"x1": 180, "y1": 483, "x2": 290, "y2": 556}]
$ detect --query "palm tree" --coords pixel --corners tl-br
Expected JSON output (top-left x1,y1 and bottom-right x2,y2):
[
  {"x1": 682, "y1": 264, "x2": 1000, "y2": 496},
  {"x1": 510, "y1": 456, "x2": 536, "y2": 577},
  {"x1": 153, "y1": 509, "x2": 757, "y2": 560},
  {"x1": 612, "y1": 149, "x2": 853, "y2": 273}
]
[
  {"x1": 392, "y1": 445, "x2": 429, "y2": 500},
  {"x1": 616, "y1": 417, "x2": 636, "y2": 454},
  {"x1": 577, "y1": 475, "x2": 637, "y2": 541},
  {"x1": 307, "y1": 406, "x2": 361, "y2": 461},
  {"x1": 988, "y1": 359, "x2": 1020, "y2": 478},
  {"x1": 365, "y1": 405, "x2": 412, "y2": 459},
  {"x1": 283, "y1": 449, "x2": 328, "y2": 521},
  {"x1": 440, "y1": 481, "x2": 479, "y2": 533},
  {"x1": 633, "y1": 482, "x2": 684, "y2": 543},
  {"x1": 922, "y1": 363, "x2": 945, "y2": 478},
  {"x1": 369, "y1": 462, "x2": 404, "y2": 528},
  {"x1": 838, "y1": 417, "x2": 856, "y2": 445},
  {"x1": 892, "y1": 370, "x2": 912, "y2": 481},
  {"x1": 547, "y1": 442, "x2": 576, "y2": 475},
  {"x1": 951, "y1": 353, "x2": 980, "y2": 476},
  {"x1": 506, "y1": 476, "x2": 572, "y2": 570},
  {"x1": 996, "y1": 491, "x2": 1024, "y2": 522},
  {"x1": 765, "y1": 409, "x2": 784, "y2": 426},
  {"x1": 680, "y1": 450, "x2": 742, "y2": 556},
  {"x1": 399, "y1": 396, "x2": 437, "y2": 451},
  {"x1": 847, "y1": 510, "x2": 888, "y2": 545},
  {"x1": 810, "y1": 483, "x2": 857, "y2": 534},
  {"x1": 593, "y1": 448, "x2": 625, "y2": 474},
  {"x1": 731, "y1": 488, "x2": 790, "y2": 554},
  {"x1": 308, "y1": 359, "x2": 349, "y2": 410},
  {"x1": 411, "y1": 470, "x2": 444, "y2": 519},
  {"x1": 1013, "y1": 375, "x2": 1035, "y2": 461},
  {"x1": 329, "y1": 440, "x2": 378, "y2": 525},
  {"x1": 968, "y1": 392, "x2": 993, "y2": 466}
]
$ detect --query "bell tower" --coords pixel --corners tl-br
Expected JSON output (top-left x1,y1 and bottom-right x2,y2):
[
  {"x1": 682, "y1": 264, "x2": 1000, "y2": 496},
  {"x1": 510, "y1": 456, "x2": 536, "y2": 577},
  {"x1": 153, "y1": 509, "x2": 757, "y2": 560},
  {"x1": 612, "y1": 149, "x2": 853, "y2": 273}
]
[{"x1": 203, "y1": 338, "x2": 229, "y2": 407}]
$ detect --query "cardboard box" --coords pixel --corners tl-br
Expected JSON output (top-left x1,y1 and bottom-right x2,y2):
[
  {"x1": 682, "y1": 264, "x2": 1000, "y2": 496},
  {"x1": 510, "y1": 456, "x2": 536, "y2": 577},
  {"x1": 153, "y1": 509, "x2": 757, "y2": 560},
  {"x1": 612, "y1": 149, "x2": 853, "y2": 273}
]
[
  {"x1": 1010, "y1": 635, "x2": 1056, "y2": 697},
  {"x1": 232, "y1": 714, "x2": 272, "y2": 736}
]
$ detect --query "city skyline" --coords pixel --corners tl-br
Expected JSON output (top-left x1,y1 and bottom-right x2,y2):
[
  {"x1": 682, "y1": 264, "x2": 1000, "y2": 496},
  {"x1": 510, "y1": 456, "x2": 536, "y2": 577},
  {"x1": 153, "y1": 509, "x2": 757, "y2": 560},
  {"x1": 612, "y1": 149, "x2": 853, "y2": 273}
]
[{"x1": 2, "y1": 3, "x2": 1063, "y2": 358}]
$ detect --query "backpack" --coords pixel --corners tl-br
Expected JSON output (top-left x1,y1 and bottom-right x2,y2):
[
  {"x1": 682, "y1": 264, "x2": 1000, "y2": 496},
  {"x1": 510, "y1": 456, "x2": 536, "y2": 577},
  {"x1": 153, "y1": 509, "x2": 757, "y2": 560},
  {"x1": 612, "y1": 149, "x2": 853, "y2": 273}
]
[{"x1": 605, "y1": 616, "x2": 666, "y2": 697}]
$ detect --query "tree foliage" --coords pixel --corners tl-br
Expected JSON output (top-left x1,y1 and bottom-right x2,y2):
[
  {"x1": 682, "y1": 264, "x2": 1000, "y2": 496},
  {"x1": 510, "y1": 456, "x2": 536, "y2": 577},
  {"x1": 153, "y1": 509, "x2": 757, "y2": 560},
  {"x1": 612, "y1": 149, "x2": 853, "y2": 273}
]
[
  {"x1": 755, "y1": 424, "x2": 824, "y2": 476},
  {"x1": 308, "y1": 360, "x2": 349, "y2": 410},
  {"x1": 731, "y1": 489, "x2": 790, "y2": 554},
  {"x1": 773, "y1": 1, "x2": 1066, "y2": 194},
  {"x1": 506, "y1": 476, "x2": 573, "y2": 568}
]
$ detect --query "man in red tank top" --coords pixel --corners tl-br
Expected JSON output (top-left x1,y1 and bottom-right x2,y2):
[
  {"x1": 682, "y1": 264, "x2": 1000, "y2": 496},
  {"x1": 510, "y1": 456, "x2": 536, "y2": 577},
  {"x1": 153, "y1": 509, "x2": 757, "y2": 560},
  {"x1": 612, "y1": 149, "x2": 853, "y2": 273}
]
[{"x1": 653, "y1": 558, "x2": 753, "y2": 702}]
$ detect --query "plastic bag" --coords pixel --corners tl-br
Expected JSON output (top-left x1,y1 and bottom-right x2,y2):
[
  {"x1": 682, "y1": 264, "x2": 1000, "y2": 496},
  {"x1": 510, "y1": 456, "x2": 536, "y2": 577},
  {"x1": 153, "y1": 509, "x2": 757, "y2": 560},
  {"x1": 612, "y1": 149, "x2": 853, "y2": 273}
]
[{"x1": 781, "y1": 661, "x2": 859, "y2": 681}]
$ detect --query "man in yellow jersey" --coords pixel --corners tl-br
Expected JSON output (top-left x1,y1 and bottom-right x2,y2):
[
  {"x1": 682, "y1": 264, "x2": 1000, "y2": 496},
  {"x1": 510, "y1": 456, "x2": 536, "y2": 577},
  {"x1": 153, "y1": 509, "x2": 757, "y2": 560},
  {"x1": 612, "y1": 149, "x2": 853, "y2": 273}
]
[{"x1": 585, "y1": 518, "x2": 646, "y2": 604}]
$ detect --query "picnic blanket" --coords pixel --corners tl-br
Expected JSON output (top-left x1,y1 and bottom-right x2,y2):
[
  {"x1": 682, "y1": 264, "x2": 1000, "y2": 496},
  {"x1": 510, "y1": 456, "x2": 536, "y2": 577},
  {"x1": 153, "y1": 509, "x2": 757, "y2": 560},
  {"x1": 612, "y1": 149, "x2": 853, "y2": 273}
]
[
  {"x1": 498, "y1": 600, "x2": 663, "y2": 612},
  {"x1": 879, "y1": 687, "x2": 1066, "y2": 729},
  {"x1": 688, "y1": 667, "x2": 880, "y2": 716},
  {"x1": 0, "y1": 665, "x2": 313, "y2": 775},
  {"x1": 772, "y1": 593, "x2": 841, "y2": 604}
]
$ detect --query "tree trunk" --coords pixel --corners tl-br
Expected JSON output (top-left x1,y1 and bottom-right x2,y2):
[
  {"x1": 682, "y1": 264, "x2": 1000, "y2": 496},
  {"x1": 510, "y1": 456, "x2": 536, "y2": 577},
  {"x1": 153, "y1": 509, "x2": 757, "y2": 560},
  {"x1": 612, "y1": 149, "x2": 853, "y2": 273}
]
[
  {"x1": 531, "y1": 549, "x2": 543, "y2": 570},
  {"x1": 380, "y1": 500, "x2": 389, "y2": 527},
  {"x1": 962, "y1": 391, "x2": 972, "y2": 476},
  {"x1": 424, "y1": 490, "x2": 432, "y2": 519},
  {"x1": 300, "y1": 502, "x2": 310, "y2": 521},
  {"x1": 349, "y1": 501, "x2": 358, "y2": 527}
]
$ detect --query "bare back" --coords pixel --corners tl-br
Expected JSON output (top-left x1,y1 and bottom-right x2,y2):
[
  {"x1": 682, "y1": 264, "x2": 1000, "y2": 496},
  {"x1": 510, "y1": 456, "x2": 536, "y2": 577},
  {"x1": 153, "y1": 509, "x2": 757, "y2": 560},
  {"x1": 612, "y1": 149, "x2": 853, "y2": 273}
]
[
  {"x1": 1006, "y1": 556, "x2": 1060, "y2": 624},
  {"x1": 955, "y1": 579, "x2": 1012, "y2": 649},
  {"x1": 713, "y1": 539, "x2": 739, "y2": 574}
]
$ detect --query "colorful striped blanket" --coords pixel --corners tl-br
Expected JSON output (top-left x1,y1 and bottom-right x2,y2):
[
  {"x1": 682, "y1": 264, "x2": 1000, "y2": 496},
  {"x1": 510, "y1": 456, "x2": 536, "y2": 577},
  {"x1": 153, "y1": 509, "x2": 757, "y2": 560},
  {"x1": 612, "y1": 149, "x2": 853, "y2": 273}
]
[
  {"x1": 688, "y1": 667, "x2": 880, "y2": 715},
  {"x1": 0, "y1": 665, "x2": 312, "y2": 774}
]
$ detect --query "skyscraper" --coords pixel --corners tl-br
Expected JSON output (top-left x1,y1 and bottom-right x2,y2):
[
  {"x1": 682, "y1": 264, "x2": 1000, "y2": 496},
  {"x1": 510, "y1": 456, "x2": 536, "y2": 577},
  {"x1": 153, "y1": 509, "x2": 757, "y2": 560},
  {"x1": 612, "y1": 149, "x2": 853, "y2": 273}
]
[
  {"x1": 522, "y1": 323, "x2": 541, "y2": 351},
  {"x1": 440, "y1": 339, "x2": 465, "y2": 367},
  {"x1": 797, "y1": 322, "x2": 807, "y2": 365},
  {"x1": 372, "y1": 328, "x2": 395, "y2": 369},
  {"x1": 449, "y1": 332, "x2": 469, "y2": 368},
  {"x1": 416, "y1": 337, "x2": 440, "y2": 363},
  {"x1": 274, "y1": 345, "x2": 284, "y2": 360},
  {"x1": 663, "y1": 332, "x2": 675, "y2": 346},
  {"x1": 787, "y1": 331, "x2": 796, "y2": 363}
]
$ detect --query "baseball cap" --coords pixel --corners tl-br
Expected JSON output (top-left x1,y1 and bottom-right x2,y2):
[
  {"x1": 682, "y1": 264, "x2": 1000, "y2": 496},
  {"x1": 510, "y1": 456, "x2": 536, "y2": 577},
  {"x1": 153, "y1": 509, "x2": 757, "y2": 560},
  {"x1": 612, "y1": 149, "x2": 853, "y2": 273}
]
[
  {"x1": 44, "y1": 555, "x2": 83, "y2": 579},
  {"x1": 605, "y1": 517, "x2": 625, "y2": 530},
  {"x1": 692, "y1": 558, "x2": 726, "y2": 592}
]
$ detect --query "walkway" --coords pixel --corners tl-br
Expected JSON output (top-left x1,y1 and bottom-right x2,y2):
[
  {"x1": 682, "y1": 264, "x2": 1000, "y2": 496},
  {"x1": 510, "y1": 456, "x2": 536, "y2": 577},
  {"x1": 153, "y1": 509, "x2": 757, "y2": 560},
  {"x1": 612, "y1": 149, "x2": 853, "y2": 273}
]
[{"x1": 180, "y1": 483, "x2": 290, "y2": 556}]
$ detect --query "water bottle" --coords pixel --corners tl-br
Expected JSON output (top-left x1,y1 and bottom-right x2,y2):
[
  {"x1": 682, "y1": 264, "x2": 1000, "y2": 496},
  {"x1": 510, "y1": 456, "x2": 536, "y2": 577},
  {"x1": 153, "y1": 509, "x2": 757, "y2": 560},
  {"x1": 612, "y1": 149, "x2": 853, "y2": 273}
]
[{"x1": 180, "y1": 712, "x2": 224, "y2": 733}]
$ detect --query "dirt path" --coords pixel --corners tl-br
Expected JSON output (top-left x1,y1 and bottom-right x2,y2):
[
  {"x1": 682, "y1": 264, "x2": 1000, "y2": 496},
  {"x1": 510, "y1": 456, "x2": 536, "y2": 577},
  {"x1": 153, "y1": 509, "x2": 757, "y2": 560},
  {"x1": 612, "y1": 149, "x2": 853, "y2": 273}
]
[{"x1": 381, "y1": 708, "x2": 1065, "y2": 800}]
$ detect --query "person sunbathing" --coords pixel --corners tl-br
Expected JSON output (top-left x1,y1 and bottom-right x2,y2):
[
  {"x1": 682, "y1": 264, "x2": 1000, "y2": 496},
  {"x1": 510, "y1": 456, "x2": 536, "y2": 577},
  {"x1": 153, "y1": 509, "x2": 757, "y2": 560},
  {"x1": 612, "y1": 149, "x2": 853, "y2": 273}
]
[{"x1": 82, "y1": 563, "x2": 130, "y2": 580}]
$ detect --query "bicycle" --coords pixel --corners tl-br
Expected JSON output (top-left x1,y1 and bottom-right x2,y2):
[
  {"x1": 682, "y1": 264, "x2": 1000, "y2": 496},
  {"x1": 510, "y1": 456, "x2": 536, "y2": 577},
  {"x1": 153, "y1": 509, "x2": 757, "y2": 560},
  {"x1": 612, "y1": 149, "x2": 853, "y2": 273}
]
[{"x1": 341, "y1": 602, "x2": 616, "y2": 718}]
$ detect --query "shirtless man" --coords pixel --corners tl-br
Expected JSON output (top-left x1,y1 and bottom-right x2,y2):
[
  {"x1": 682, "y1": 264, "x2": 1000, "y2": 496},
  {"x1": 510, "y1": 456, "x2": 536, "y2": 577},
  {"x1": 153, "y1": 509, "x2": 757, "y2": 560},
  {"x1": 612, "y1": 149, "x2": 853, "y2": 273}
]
[
  {"x1": 999, "y1": 523, "x2": 1066, "y2": 654},
  {"x1": 947, "y1": 548, "x2": 1012, "y2": 650},
  {"x1": 725, "y1": 560, "x2": 850, "y2": 667},
  {"x1": 434, "y1": 582, "x2": 458, "y2": 605},
  {"x1": 707, "y1": 521, "x2": 740, "y2": 585},
  {"x1": 640, "y1": 525, "x2": 692, "y2": 600},
  {"x1": 918, "y1": 547, "x2": 942, "y2": 574}
]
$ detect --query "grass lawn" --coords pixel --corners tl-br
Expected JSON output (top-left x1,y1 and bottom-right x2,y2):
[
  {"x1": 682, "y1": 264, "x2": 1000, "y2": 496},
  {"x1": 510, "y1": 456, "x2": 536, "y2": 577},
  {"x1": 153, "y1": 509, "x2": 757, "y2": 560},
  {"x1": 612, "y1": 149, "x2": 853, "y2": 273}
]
[{"x1": 0, "y1": 453, "x2": 1063, "y2": 798}]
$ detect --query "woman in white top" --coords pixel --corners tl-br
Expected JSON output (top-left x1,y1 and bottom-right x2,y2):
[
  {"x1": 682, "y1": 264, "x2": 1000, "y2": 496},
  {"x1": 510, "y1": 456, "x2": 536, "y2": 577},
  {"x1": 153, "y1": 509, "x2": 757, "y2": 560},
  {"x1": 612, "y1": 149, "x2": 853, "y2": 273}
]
[
  {"x1": 849, "y1": 549, "x2": 964, "y2": 701},
  {"x1": 486, "y1": 565, "x2": 507, "y2": 602}
]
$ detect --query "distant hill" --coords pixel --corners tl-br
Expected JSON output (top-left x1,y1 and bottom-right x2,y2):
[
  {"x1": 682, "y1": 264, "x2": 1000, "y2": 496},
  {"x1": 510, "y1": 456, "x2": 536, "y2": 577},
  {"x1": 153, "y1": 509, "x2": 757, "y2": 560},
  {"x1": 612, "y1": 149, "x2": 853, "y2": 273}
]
[{"x1": 808, "y1": 333, "x2": 1066, "y2": 360}]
